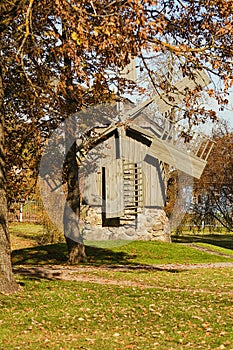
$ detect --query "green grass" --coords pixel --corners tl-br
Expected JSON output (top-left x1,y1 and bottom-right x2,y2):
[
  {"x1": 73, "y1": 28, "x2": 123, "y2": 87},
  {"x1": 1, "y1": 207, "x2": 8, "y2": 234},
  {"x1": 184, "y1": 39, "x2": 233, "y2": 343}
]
[
  {"x1": 192, "y1": 242, "x2": 233, "y2": 256},
  {"x1": 11, "y1": 239, "x2": 233, "y2": 267},
  {"x1": 9, "y1": 224, "x2": 233, "y2": 266},
  {"x1": 9, "y1": 223, "x2": 233, "y2": 263},
  {"x1": 172, "y1": 233, "x2": 233, "y2": 251},
  {"x1": 9, "y1": 222, "x2": 44, "y2": 242},
  {"x1": 0, "y1": 269, "x2": 233, "y2": 350},
  {"x1": 2, "y1": 223, "x2": 233, "y2": 349}
]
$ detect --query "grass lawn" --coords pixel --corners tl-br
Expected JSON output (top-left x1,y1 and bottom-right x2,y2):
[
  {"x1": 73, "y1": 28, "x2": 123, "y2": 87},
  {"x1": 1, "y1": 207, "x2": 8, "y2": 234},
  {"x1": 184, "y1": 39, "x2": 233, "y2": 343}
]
[
  {"x1": 172, "y1": 232, "x2": 233, "y2": 251},
  {"x1": 1, "y1": 270, "x2": 233, "y2": 350},
  {"x1": 0, "y1": 223, "x2": 232, "y2": 349},
  {"x1": 11, "y1": 238, "x2": 233, "y2": 267}
]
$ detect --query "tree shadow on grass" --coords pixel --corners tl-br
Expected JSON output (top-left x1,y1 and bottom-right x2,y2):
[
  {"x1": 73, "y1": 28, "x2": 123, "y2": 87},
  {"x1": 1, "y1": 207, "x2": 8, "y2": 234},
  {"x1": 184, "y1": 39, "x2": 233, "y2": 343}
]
[
  {"x1": 12, "y1": 243, "x2": 135, "y2": 267},
  {"x1": 12, "y1": 243, "x2": 68, "y2": 266},
  {"x1": 172, "y1": 234, "x2": 233, "y2": 251},
  {"x1": 12, "y1": 243, "x2": 184, "y2": 282}
]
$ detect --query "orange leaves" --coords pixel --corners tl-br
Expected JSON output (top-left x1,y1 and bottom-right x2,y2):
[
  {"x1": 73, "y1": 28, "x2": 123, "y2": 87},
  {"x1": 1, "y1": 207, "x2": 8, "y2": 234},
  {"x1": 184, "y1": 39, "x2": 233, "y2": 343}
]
[
  {"x1": 207, "y1": 89, "x2": 215, "y2": 97},
  {"x1": 2, "y1": 0, "x2": 233, "y2": 138}
]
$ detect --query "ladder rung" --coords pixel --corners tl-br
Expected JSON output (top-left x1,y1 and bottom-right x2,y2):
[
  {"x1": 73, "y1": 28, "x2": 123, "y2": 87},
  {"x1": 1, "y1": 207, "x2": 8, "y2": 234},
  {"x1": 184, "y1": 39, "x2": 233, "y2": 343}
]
[
  {"x1": 124, "y1": 193, "x2": 143, "y2": 196},
  {"x1": 123, "y1": 164, "x2": 138, "y2": 167},
  {"x1": 124, "y1": 179, "x2": 143, "y2": 186},
  {"x1": 124, "y1": 209, "x2": 138, "y2": 212},
  {"x1": 124, "y1": 169, "x2": 143, "y2": 173},
  {"x1": 125, "y1": 196, "x2": 143, "y2": 200},
  {"x1": 124, "y1": 212, "x2": 137, "y2": 216},
  {"x1": 124, "y1": 173, "x2": 142, "y2": 177},
  {"x1": 120, "y1": 217, "x2": 136, "y2": 221}
]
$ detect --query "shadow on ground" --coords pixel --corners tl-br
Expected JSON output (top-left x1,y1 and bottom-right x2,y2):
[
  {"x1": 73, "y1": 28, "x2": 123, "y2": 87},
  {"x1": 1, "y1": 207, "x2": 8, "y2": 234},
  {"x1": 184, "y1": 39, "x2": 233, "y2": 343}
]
[
  {"x1": 172, "y1": 234, "x2": 233, "y2": 250},
  {"x1": 12, "y1": 243, "x2": 134, "y2": 266}
]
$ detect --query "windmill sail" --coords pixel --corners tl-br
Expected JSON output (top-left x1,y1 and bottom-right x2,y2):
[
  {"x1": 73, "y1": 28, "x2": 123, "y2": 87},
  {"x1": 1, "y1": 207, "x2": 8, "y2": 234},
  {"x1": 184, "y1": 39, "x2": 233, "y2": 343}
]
[
  {"x1": 129, "y1": 122, "x2": 214, "y2": 179},
  {"x1": 153, "y1": 70, "x2": 211, "y2": 113},
  {"x1": 120, "y1": 57, "x2": 137, "y2": 82}
]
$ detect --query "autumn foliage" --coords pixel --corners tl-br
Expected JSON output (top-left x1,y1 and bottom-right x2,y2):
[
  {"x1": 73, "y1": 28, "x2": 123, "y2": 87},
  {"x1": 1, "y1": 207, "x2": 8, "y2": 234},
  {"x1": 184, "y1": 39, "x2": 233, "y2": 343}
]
[
  {"x1": 194, "y1": 130, "x2": 233, "y2": 231},
  {"x1": 0, "y1": 0, "x2": 233, "y2": 290}
]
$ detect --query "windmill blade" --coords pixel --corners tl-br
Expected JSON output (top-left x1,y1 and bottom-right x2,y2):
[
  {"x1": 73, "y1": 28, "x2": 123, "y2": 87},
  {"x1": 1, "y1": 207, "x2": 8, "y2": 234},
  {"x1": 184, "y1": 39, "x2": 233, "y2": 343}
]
[
  {"x1": 120, "y1": 57, "x2": 137, "y2": 82},
  {"x1": 154, "y1": 70, "x2": 211, "y2": 114},
  {"x1": 128, "y1": 123, "x2": 214, "y2": 179}
]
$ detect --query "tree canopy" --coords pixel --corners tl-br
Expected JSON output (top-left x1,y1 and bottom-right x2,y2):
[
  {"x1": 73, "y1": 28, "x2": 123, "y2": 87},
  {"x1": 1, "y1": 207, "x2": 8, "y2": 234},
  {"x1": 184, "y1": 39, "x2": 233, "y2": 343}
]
[
  {"x1": 193, "y1": 127, "x2": 233, "y2": 231},
  {"x1": 2, "y1": 0, "x2": 233, "y2": 114},
  {"x1": 1, "y1": 0, "x2": 232, "y2": 205}
]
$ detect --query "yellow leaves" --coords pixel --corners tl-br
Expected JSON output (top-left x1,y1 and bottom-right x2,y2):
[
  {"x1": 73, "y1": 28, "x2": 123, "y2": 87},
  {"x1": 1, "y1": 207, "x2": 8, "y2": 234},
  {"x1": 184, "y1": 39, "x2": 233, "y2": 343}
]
[
  {"x1": 44, "y1": 30, "x2": 56, "y2": 38},
  {"x1": 207, "y1": 89, "x2": 215, "y2": 97},
  {"x1": 105, "y1": 28, "x2": 111, "y2": 37},
  {"x1": 71, "y1": 31, "x2": 78, "y2": 41},
  {"x1": 94, "y1": 25, "x2": 113, "y2": 37},
  {"x1": 72, "y1": 5, "x2": 79, "y2": 11},
  {"x1": 93, "y1": 27, "x2": 99, "y2": 37},
  {"x1": 71, "y1": 32, "x2": 82, "y2": 45}
]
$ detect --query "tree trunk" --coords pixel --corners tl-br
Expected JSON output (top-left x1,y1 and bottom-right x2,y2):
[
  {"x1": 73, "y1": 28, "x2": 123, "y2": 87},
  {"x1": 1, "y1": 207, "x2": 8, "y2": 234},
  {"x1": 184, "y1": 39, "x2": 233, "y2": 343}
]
[
  {"x1": 61, "y1": 23, "x2": 86, "y2": 264},
  {"x1": 0, "y1": 65, "x2": 19, "y2": 293},
  {"x1": 63, "y1": 142, "x2": 86, "y2": 264}
]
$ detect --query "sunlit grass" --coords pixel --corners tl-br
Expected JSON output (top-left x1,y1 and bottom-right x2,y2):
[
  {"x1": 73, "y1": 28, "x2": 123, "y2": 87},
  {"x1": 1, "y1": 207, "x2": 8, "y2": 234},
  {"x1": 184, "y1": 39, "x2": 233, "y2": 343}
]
[
  {"x1": 0, "y1": 271, "x2": 233, "y2": 350},
  {"x1": 11, "y1": 239, "x2": 233, "y2": 267},
  {"x1": 4, "y1": 223, "x2": 233, "y2": 349},
  {"x1": 192, "y1": 242, "x2": 233, "y2": 256}
]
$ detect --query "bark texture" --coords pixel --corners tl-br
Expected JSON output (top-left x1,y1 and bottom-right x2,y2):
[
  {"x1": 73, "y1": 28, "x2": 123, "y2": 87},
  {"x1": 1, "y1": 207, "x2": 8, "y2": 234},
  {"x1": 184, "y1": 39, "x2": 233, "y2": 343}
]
[
  {"x1": 63, "y1": 142, "x2": 86, "y2": 264},
  {"x1": 0, "y1": 65, "x2": 19, "y2": 293}
]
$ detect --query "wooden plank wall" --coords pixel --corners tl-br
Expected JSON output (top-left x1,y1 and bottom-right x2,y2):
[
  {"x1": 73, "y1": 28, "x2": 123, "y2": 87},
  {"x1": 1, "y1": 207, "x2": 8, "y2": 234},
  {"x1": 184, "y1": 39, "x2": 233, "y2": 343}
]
[
  {"x1": 105, "y1": 159, "x2": 124, "y2": 218},
  {"x1": 81, "y1": 135, "x2": 116, "y2": 206},
  {"x1": 121, "y1": 135, "x2": 148, "y2": 163},
  {"x1": 142, "y1": 156, "x2": 166, "y2": 207},
  {"x1": 81, "y1": 131, "x2": 166, "y2": 210}
]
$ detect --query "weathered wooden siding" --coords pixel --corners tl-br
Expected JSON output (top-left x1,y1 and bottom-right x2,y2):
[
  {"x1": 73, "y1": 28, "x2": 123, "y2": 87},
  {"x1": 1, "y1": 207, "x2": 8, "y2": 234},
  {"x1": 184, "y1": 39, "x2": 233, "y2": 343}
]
[
  {"x1": 81, "y1": 134, "x2": 117, "y2": 206},
  {"x1": 105, "y1": 159, "x2": 124, "y2": 218},
  {"x1": 142, "y1": 156, "x2": 166, "y2": 207},
  {"x1": 81, "y1": 131, "x2": 166, "y2": 209},
  {"x1": 82, "y1": 171, "x2": 102, "y2": 206},
  {"x1": 120, "y1": 131, "x2": 149, "y2": 163}
]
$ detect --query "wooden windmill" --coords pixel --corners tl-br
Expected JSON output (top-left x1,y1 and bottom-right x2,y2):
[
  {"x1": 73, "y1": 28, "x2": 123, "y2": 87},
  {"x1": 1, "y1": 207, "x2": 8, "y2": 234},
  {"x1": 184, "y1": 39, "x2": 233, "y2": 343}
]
[
  {"x1": 40, "y1": 59, "x2": 214, "y2": 241},
  {"x1": 78, "y1": 65, "x2": 214, "y2": 241}
]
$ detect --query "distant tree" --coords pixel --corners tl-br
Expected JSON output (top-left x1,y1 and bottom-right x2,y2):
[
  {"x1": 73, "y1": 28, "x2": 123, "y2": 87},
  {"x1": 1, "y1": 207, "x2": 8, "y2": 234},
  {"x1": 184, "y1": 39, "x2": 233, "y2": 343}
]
[
  {"x1": 1, "y1": 0, "x2": 233, "y2": 292},
  {"x1": 193, "y1": 128, "x2": 233, "y2": 231}
]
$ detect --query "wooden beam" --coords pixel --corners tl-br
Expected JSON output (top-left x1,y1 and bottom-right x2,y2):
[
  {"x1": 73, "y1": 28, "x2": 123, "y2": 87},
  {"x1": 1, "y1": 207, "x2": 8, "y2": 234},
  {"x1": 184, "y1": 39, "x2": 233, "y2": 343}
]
[{"x1": 147, "y1": 135, "x2": 207, "y2": 179}]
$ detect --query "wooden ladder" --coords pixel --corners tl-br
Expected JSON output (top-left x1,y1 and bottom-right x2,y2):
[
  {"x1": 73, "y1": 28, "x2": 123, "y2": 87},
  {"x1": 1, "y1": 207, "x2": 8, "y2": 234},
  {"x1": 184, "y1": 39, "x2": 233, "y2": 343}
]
[{"x1": 120, "y1": 161, "x2": 143, "y2": 222}]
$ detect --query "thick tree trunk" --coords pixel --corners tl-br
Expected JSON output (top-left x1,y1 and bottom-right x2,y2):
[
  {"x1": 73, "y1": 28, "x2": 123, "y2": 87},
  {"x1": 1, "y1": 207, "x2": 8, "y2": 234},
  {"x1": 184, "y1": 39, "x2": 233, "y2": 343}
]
[
  {"x1": 0, "y1": 65, "x2": 19, "y2": 293},
  {"x1": 65, "y1": 235, "x2": 86, "y2": 264},
  {"x1": 0, "y1": 191, "x2": 19, "y2": 293},
  {"x1": 63, "y1": 142, "x2": 86, "y2": 264},
  {"x1": 61, "y1": 30, "x2": 86, "y2": 264}
]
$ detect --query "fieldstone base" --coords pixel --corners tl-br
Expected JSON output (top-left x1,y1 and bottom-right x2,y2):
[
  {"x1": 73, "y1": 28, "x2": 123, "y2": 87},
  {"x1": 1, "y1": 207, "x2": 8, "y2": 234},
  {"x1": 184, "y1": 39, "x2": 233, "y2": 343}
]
[{"x1": 81, "y1": 206, "x2": 171, "y2": 242}]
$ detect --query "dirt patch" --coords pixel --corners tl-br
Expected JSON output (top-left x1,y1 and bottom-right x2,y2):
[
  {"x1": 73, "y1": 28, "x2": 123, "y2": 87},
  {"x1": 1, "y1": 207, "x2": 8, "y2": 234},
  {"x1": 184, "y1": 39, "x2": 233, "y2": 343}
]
[{"x1": 13, "y1": 261, "x2": 233, "y2": 291}]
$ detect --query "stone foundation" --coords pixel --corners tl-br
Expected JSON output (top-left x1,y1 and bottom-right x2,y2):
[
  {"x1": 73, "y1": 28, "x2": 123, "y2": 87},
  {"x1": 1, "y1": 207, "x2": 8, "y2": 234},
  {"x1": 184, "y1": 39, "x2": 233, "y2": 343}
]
[{"x1": 81, "y1": 206, "x2": 171, "y2": 242}]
